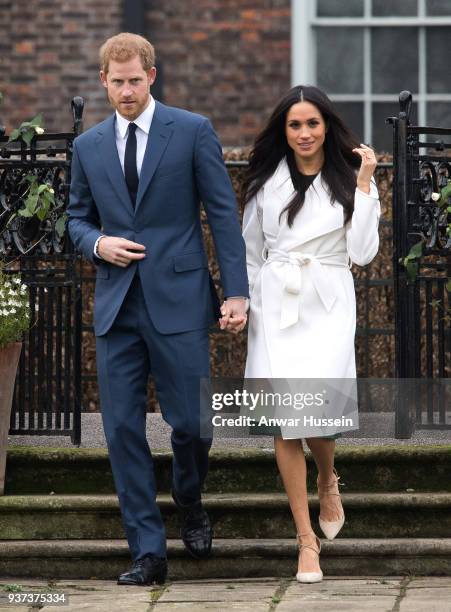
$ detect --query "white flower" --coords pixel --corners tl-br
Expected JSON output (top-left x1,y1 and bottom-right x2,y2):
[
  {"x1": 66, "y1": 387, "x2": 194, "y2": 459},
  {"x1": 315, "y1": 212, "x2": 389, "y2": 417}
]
[
  {"x1": 34, "y1": 126, "x2": 45, "y2": 135},
  {"x1": 10, "y1": 308, "x2": 16, "y2": 314},
  {"x1": 12, "y1": 277, "x2": 21, "y2": 284},
  {"x1": 49, "y1": 188, "x2": 55, "y2": 194},
  {"x1": 431, "y1": 192, "x2": 441, "y2": 202}
]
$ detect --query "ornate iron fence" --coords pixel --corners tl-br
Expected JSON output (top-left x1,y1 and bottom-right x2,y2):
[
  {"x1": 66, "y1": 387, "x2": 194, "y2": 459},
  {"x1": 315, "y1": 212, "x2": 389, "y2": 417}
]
[
  {"x1": 0, "y1": 98, "x2": 84, "y2": 445},
  {"x1": 389, "y1": 91, "x2": 451, "y2": 438},
  {"x1": 8, "y1": 95, "x2": 441, "y2": 444}
]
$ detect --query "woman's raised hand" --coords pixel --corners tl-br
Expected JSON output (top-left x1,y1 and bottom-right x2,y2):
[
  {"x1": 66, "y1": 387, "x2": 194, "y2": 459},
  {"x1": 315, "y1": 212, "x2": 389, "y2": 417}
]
[{"x1": 352, "y1": 143, "x2": 377, "y2": 194}]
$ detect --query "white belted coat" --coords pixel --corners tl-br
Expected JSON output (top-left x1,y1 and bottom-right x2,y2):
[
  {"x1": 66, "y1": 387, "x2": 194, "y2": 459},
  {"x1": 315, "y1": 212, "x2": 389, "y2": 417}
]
[{"x1": 242, "y1": 158, "x2": 380, "y2": 382}]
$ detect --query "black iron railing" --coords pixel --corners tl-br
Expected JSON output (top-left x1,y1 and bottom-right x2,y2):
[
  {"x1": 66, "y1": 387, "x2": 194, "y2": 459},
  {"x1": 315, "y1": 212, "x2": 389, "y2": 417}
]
[
  {"x1": 0, "y1": 97, "x2": 84, "y2": 445},
  {"x1": 388, "y1": 91, "x2": 451, "y2": 438}
]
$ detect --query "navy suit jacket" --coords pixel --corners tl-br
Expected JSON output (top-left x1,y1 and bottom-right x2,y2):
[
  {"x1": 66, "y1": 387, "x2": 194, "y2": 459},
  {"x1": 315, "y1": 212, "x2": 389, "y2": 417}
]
[{"x1": 67, "y1": 101, "x2": 249, "y2": 336}]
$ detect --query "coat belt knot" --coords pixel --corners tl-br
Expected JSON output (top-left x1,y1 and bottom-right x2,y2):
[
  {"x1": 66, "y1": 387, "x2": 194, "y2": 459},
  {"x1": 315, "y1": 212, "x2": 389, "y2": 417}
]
[{"x1": 263, "y1": 248, "x2": 350, "y2": 329}]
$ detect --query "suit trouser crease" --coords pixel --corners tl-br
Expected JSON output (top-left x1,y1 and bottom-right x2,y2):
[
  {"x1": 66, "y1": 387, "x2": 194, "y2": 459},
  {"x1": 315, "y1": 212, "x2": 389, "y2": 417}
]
[{"x1": 96, "y1": 274, "x2": 211, "y2": 560}]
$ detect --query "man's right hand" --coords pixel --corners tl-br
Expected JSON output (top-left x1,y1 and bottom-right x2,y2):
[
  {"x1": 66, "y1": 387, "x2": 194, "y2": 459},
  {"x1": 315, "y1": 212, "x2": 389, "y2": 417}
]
[{"x1": 97, "y1": 236, "x2": 146, "y2": 268}]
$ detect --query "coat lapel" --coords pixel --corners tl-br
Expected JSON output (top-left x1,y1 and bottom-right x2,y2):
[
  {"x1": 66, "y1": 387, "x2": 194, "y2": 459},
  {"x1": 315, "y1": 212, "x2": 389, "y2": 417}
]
[
  {"x1": 135, "y1": 101, "x2": 174, "y2": 213},
  {"x1": 95, "y1": 115, "x2": 134, "y2": 215},
  {"x1": 263, "y1": 158, "x2": 344, "y2": 250}
]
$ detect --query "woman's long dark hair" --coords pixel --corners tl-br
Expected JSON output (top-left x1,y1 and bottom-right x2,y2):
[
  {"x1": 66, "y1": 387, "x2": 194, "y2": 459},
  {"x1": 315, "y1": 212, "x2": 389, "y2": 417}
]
[{"x1": 240, "y1": 85, "x2": 362, "y2": 227}]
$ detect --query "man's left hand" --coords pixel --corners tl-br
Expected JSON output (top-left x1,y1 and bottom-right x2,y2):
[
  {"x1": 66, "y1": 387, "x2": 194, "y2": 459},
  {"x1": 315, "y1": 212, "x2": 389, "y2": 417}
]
[{"x1": 219, "y1": 298, "x2": 247, "y2": 334}]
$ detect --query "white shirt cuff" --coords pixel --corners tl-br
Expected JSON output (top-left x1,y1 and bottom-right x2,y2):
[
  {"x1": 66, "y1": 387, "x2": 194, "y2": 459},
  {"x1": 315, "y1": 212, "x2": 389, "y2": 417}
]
[{"x1": 93, "y1": 235, "x2": 105, "y2": 259}]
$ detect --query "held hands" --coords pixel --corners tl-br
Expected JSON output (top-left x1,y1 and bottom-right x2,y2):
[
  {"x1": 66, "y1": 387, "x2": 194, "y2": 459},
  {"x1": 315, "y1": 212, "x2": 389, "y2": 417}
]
[
  {"x1": 97, "y1": 236, "x2": 146, "y2": 267},
  {"x1": 219, "y1": 298, "x2": 247, "y2": 334},
  {"x1": 353, "y1": 144, "x2": 377, "y2": 194}
]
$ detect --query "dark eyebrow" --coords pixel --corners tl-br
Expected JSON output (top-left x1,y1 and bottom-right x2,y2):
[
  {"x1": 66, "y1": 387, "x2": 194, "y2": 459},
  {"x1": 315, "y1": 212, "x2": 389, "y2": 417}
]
[
  {"x1": 288, "y1": 117, "x2": 320, "y2": 123},
  {"x1": 111, "y1": 76, "x2": 143, "y2": 81}
]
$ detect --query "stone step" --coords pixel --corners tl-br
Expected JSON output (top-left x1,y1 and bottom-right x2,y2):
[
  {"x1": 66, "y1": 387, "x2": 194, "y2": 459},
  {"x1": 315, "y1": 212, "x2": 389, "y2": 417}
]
[
  {"x1": 1, "y1": 538, "x2": 450, "y2": 579},
  {"x1": 1, "y1": 492, "x2": 451, "y2": 540},
  {"x1": 5, "y1": 445, "x2": 451, "y2": 495}
]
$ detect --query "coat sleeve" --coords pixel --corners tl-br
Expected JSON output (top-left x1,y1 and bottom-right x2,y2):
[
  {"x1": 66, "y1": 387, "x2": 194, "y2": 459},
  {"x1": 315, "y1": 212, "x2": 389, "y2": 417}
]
[
  {"x1": 346, "y1": 177, "x2": 381, "y2": 266},
  {"x1": 194, "y1": 118, "x2": 249, "y2": 298},
  {"x1": 67, "y1": 139, "x2": 103, "y2": 265},
  {"x1": 242, "y1": 188, "x2": 265, "y2": 296}
]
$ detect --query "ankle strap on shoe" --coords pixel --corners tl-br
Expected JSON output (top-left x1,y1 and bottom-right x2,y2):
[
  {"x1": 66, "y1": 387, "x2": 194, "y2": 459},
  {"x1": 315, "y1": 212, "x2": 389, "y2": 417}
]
[
  {"x1": 318, "y1": 468, "x2": 345, "y2": 492},
  {"x1": 296, "y1": 532, "x2": 321, "y2": 555}
]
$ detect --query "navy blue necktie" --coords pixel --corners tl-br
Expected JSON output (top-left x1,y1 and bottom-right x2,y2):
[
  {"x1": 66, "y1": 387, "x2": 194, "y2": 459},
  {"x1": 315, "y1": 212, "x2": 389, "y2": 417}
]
[{"x1": 124, "y1": 122, "x2": 139, "y2": 207}]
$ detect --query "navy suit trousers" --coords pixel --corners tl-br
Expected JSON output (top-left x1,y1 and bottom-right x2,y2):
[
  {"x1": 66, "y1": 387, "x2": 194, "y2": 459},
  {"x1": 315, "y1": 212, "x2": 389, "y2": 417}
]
[{"x1": 96, "y1": 273, "x2": 212, "y2": 560}]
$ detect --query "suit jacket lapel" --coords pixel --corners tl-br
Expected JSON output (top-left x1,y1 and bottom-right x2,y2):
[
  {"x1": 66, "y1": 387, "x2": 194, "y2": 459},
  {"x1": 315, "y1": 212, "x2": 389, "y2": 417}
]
[
  {"x1": 95, "y1": 115, "x2": 134, "y2": 215},
  {"x1": 135, "y1": 101, "x2": 174, "y2": 213}
]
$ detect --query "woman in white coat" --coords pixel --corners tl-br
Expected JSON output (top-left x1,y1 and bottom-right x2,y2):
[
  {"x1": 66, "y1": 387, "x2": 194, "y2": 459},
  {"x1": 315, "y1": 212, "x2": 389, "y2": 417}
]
[{"x1": 241, "y1": 85, "x2": 380, "y2": 583}]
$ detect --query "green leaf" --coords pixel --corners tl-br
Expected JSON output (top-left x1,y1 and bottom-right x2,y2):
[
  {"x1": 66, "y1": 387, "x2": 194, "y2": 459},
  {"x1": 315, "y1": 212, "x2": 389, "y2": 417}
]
[
  {"x1": 18, "y1": 208, "x2": 33, "y2": 217},
  {"x1": 409, "y1": 240, "x2": 423, "y2": 259},
  {"x1": 22, "y1": 129, "x2": 34, "y2": 146},
  {"x1": 55, "y1": 215, "x2": 67, "y2": 238},
  {"x1": 25, "y1": 194, "x2": 39, "y2": 213},
  {"x1": 7, "y1": 129, "x2": 20, "y2": 143},
  {"x1": 446, "y1": 280, "x2": 451, "y2": 293},
  {"x1": 36, "y1": 208, "x2": 47, "y2": 221},
  {"x1": 37, "y1": 184, "x2": 48, "y2": 194},
  {"x1": 29, "y1": 113, "x2": 44, "y2": 128},
  {"x1": 405, "y1": 261, "x2": 418, "y2": 282}
]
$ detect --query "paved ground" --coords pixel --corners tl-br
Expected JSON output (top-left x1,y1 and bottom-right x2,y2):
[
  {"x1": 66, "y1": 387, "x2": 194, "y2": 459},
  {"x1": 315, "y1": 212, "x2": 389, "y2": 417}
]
[
  {"x1": 7, "y1": 413, "x2": 451, "y2": 449},
  {"x1": 1, "y1": 577, "x2": 451, "y2": 611},
  {"x1": 5, "y1": 416, "x2": 450, "y2": 611}
]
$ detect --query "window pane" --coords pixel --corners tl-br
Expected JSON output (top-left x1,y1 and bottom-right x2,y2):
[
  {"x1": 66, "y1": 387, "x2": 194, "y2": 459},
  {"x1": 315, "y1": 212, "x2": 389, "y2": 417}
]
[
  {"x1": 372, "y1": 28, "x2": 419, "y2": 94},
  {"x1": 427, "y1": 28, "x2": 451, "y2": 93},
  {"x1": 372, "y1": 0, "x2": 418, "y2": 16},
  {"x1": 426, "y1": 0, "x2": 451, "y2": 15},
  {"x1": 426, "y1": 103, "x2": 451, "y2": 148},
  {"x1": 317, "y1": 0, "x2": 364, "y2": 17},
  {"x1": 372, "y1": 102, "x2": 418, "y2": 154},
  {"x1": 333, "y1": 102, "x2": 364, "y2": 141},
  {"x1": 317, "y1": 28, "x2": 363, "y2": 94},
  {"x1": 427, "y1": 103, "x2": 451, "y2": 132}
]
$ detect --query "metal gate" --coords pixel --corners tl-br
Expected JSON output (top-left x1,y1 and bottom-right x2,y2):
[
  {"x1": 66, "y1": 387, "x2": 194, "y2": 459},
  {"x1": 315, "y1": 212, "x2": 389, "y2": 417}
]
[
  {"x1": 0, "y1": 97, "x2": 84, "y2": 445},
  {"x1": 389, "y1": 91, "x2": 451, "y2": 438}
]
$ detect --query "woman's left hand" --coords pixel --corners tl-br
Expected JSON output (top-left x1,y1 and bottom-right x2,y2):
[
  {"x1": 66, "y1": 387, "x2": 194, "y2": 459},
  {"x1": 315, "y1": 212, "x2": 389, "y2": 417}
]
[{"x1": 353, "y1": 143, "x2": 377, "y2": 194}]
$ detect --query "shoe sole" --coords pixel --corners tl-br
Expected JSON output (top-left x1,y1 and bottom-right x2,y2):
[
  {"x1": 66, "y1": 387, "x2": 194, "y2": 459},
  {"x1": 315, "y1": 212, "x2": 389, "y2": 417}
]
[
  {"x1": 117, "y1": 577, "x2": 167, "y2": 586},
  {"x1": 183, "y1": 542, "x2": 213, "y2": 560}
]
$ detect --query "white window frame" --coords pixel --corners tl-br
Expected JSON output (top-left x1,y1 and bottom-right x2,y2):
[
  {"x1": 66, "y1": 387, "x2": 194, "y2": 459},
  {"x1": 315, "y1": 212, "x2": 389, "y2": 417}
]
[{"x1": 291, "y1": 0, "x2": 451, "y2": 145}]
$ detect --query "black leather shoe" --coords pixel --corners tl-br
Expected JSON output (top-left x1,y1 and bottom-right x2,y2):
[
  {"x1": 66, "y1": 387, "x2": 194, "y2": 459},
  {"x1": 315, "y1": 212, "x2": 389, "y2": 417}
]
[
  {"x1": 117, "y1": 555, "x2": 167, "y2": 586},
  {"x1": 172, "y1": 491, "x2": 213, "y2": 559}
]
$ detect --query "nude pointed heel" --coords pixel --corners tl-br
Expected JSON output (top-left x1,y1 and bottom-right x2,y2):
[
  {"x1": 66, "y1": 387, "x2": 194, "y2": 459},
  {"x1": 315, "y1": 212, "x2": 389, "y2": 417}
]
[
  {"x1": 296, "y1": 531, "x2": 323, "y2": 584},
  {"x1": 317, "y1": 467, "x2": 345, "y2": 540}
]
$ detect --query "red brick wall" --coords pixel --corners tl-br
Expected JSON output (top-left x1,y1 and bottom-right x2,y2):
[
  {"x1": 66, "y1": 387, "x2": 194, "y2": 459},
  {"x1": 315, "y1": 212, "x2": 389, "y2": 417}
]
[
  {"x1": 0, "y1": 1, "x2": 291, "y2": 145},
  {"x1": 145, "y1": 0, "x2": 291, "y2": 145},
  {"x1": 0, "y1": 0, "x2": 123, "y2": 134}
]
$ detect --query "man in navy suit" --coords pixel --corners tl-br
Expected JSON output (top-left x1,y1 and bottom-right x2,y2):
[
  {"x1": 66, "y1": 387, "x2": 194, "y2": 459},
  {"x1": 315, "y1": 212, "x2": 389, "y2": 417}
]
[{"x1": 67, "y1": 32, "x2": 249, "y2": 586}]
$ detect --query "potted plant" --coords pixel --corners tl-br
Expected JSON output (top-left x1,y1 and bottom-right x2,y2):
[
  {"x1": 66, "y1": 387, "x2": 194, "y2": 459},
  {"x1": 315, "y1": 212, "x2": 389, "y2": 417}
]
[{"x1": 0, "y1": 266, "x2": 30, "y2": 495}]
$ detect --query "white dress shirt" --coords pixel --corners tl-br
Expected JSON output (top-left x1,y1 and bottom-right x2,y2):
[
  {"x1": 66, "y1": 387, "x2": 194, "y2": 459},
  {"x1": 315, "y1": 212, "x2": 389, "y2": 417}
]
[
  {"x1": 114, "y1": 96, "x2": 156, "y2": 177},
  {"x1": 94, "y1": 97, "x2": 155, "y2": 258}
]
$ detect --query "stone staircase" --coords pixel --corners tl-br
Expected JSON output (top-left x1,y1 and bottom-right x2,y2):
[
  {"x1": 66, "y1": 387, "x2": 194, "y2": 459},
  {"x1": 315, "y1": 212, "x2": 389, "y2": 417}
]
[{"x1": 1, "y1": 445, "x2": 450, "y2": 579}]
